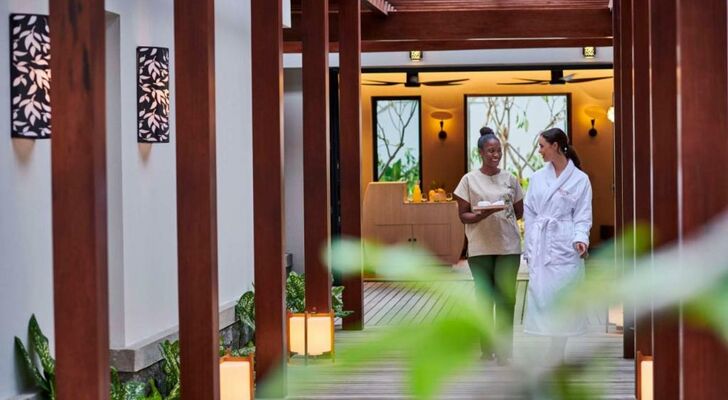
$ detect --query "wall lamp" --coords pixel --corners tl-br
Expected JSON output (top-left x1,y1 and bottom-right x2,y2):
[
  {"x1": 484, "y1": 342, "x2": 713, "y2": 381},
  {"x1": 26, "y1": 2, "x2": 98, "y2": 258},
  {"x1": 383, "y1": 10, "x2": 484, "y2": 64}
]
[
  {"x1": 430, "y1": 111, "x2": 453, "y2": 141},
  {"x1": 584, "y1": 105, "x2": 605, "y2": 138}
]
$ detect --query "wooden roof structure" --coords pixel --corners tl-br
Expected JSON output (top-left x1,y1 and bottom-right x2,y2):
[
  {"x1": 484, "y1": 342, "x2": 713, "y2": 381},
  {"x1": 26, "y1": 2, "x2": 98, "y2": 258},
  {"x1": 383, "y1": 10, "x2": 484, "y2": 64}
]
[{"x1": 285, "y1": 0, "x2": 613, "y2": 52}]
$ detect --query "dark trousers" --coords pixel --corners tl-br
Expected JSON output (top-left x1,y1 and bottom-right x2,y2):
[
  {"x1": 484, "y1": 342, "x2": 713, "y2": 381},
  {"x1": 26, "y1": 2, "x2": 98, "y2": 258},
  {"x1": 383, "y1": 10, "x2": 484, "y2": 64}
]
[{"x1": 468, "y1": 254, "x2": 520, "y2": 359}]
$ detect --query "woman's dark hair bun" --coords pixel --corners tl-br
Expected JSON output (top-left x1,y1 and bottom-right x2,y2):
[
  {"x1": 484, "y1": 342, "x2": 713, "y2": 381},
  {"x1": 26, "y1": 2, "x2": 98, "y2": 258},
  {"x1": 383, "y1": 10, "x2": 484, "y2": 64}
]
[
  {"x1": 477, "y1": 126, "x2": 499, "y2": 150},
  {"x1": 479, "y1": 126, "x2": 495, "y2": 137}
]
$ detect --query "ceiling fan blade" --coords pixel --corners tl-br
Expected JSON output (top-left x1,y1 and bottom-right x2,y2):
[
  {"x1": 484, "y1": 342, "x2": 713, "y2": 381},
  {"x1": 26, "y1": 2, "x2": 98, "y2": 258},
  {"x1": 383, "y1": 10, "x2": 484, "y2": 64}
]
[
  {"x1": 362, "y1": 80, "x2": 402, "y2": 86},
  {"x1": 566, "y1": 76, "x2": 613, "y2": 83},
  {"x1": 496, "y1": 82, "x2": 547, "y2": 85},
  {"x1": 421, "y1": 79, "x2": 470, "y2": 86},
  {"x1": 512, "y1": 78, "x2": 550, "y2": 83}
]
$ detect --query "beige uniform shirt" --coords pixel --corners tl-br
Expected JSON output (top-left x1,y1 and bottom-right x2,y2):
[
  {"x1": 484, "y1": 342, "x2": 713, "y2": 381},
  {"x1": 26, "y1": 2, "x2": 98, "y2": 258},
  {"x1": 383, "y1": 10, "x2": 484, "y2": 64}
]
[{"x1": 454, "y1": 170, "x2": 524, "y2": 256}]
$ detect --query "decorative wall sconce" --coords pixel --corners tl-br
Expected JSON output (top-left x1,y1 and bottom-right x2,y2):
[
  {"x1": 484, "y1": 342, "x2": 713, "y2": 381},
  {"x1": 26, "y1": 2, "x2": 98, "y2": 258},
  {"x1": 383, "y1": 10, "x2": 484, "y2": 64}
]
[
  {"x1": 430, "y1": 111, "x2": 453, "y2": 141},
  {"x1": 220, "y1": 354, "x2": 254, "y2": 400},
  {"x1": 287, "y1": 310, "x2": 335, "y2": 363},
  {"x1": 409, "y1": 50, "x2": 423, "y2": 62},
  {"x1": 137, "y1": 46, "x2": 171, "y2": 143},
  {"x1": 588, "y1": 119, "x2": 598, "y2": 137},
  {"x1": 582, "y1": 46, "x2": 597, "y2": 59},
  {"x1": 10, "y1": 14, "x2": 51, "y2": 139},
  {"x1": 637, "y1": 351, "x2": 653, "y2": 400},
  {"x1": 584, "y1": 106, "x2": 605, "y2": 138},
  {"x1": 607, "y1": 105, "x2": 615, "y2": 123}
]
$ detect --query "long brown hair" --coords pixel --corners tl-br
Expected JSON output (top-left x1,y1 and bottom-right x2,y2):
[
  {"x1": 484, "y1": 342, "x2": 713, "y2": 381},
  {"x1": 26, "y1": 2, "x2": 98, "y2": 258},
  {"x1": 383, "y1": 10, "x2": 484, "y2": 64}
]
[{"x1": 540, "y1": 128, "x2": 581, "y2": 170}]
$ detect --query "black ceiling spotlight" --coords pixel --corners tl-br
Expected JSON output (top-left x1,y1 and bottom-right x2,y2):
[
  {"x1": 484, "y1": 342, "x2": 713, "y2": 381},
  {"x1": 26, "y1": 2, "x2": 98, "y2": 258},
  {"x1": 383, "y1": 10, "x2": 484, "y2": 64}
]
[{"x1": 588, "y1": 119, "x2": 598, "y2": 137}]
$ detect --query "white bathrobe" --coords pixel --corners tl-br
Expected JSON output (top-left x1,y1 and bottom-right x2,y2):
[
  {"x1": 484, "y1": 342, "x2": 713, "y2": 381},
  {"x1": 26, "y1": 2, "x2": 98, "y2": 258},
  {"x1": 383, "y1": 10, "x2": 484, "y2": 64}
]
[{"x1": 523, "y1": 160, "x2": 592, "y2": 336}]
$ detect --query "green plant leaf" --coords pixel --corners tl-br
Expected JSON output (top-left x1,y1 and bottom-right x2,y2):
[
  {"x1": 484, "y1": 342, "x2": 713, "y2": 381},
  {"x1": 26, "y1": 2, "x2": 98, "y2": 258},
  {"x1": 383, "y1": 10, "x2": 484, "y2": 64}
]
[
  {"x1": 165, "y1": 382, "x2": 181, "y2": 400},
  {"x1": 110, "y1": 367, "x2": 123, "y2": 400},
  {"x1": 286, "y1": 272, "x2": 306, "y2": 313},
  {"x1": 14, "y1": 336, "x2": 49, "y2": 393},
  {"x1": 29, "y1": 314, "x2": 55, "y2": 377},
  {"x1": 232, "y1": 345, "x2": 256, "y2": 357},
  {"x1": 235, "y1": 290, "x2": 256, "y2": 335},
  {"x1": 144, "y1": 380, "x2": 164, "y2": 400},
  {"x1": 331, "y1": 286, "x2": 353, "y2": 318},
  {"x1": 159, "y1": 340, "x2": 180, "y2": 392},
  {"x1": 123, "y1": 380, "x2": 148, "y2": 400},
  {"x1": 407, "y1": 315, "x2": 481, "y2": 399}
]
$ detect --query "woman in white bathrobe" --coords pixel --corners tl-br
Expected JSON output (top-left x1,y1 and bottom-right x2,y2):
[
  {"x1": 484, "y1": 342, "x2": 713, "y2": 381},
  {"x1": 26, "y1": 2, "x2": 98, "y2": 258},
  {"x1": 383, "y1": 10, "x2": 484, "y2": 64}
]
[{"x1": 523, "y1": 127, "x2": 592, "y2": 362}]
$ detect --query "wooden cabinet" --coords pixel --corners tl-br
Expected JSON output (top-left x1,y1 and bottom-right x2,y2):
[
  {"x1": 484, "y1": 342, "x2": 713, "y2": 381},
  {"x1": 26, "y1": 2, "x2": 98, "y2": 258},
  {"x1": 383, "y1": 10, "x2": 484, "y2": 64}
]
[
  {"x1": 412, "y1": 223, "x2": 451, "y2": 257},
  {"x1": 362, "y1": 182, "x2": 465, "y2": 274},
  {"x1": 371, "y1": 223, "x2": 451, "y2": 257}
]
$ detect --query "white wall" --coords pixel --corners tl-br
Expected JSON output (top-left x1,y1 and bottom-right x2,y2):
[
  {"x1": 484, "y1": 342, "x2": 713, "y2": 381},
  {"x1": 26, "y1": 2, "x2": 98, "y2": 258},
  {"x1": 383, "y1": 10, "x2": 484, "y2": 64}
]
[
  {"x1": 283, "y1": 69, "x2": 305, "y2": 273},
  {"x1": 0, "y1": 2, "x2": 53, "y2": 397},
  {"x1": 215, "y1": 0, "x2": 254, "y2": 309},
  {"x1": 104, "y1": 0, "x2": 180, "y2": 348},
  {"x1": 1, "y1": 0, "x2": 255, "y2": 396}
]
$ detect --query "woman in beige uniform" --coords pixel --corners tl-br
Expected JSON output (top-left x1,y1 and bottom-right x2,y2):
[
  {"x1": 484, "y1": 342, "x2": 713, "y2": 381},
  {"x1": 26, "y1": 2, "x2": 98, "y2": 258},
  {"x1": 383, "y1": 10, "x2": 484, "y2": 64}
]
[{"x1": 454, "y1": 127, "x2": 524, "y2": 365}]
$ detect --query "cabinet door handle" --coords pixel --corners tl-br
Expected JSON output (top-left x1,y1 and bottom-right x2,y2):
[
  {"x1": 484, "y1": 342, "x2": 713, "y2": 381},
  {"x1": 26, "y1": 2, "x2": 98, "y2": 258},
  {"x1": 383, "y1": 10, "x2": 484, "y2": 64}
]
[
  {"x1": 407, "y1": 238, "x2": 412, "y2": 242},
  {"x1": 413, "y1": 238, "x2": 417, "y2": 242}
]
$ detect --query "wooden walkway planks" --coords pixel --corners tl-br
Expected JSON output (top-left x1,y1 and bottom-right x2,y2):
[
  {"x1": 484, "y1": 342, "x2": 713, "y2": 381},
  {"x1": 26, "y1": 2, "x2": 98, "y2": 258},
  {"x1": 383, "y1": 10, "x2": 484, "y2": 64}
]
[{"x1": 292, "y1": 280, "x2": 634, "y2": 399}]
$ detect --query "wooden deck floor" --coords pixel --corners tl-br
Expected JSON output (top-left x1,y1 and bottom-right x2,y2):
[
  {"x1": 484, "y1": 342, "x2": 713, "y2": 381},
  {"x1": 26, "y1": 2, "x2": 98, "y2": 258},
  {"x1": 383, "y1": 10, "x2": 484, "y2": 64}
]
[{"x1": 287, "y1": 279, "x2": 634, "y2": 399}]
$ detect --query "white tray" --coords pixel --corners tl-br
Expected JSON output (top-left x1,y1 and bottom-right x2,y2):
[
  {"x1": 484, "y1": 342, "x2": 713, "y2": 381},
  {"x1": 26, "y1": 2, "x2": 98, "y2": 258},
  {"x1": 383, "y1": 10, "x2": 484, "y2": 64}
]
[{"x1": 472, "y1": 204, "x2": 506, "y2": 212}]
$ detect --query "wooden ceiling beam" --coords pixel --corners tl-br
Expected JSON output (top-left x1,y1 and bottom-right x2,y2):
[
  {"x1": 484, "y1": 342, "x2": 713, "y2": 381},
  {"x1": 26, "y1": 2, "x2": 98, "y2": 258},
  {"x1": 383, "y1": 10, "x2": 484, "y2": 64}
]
[
  {"x1": 362, "y1": 0, "x2": 395, "y2": 15},
  {"x1": 284, "y1": 8, "x2": 612, "y2": 43}
]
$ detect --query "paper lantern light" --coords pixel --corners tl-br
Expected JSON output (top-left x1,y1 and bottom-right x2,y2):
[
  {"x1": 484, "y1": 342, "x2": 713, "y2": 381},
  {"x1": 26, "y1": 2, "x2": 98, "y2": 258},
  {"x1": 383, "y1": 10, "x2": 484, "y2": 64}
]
[
  {"x1": 287, "y1": 311, "x2": 335, "y2": 362},
  {"x1": 220, "y1": 354, "x2": 254, "y2": 400}
]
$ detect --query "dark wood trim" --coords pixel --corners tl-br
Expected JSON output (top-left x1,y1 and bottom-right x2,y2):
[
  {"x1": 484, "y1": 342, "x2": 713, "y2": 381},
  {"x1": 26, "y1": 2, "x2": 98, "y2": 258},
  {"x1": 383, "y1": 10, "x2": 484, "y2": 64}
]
[
  {"x1": 618, "y1": 0, "x2": 635, "y2": 360},
  {"x1": 677, "y1": 0, "x2": 728, "y2": 397},
  {"x1": 649, "y1": 0, "x2": 679, "y2": 397},
  {"x1": 284, "y1": 9, "x2": 612, "y2": 43},
  {"x1": 371, "y1": 96, "x2": 423, "y2": 187},
  {"x1": 338, "y1": 0, "x2": 365, "y2": 331},
  {"x1": 303, "y1": 0, "x2": 333, "y2": 313},
  {"x1": 49, "y1": 1, "x2": 110, "y2": 398},
  {"x1": 283, "y1": 37, "x2": 613, "y2": 53},
  {"x1": 462, "y1": 93, "x2": 572, "y2": 174},
  {"x1": 612, "y1": 0, "x2": 623, "y2": 277},
  {"x1": 173, "y1": 1, "x2": 220, "y2": 398},
  {"x1": 252, "y1": 0, "x2": 287, "y2": 395},
  {"x1": 631, "y1": 0, "x2": 653, "y2": 361}
]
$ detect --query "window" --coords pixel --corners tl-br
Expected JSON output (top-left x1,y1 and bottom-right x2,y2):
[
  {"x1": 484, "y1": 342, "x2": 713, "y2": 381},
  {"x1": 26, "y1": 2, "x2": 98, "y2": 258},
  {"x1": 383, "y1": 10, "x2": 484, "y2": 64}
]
[
  {"x1": 372, "y1": 97, "x2": 422, "y2": 193},
  {"x1": 465, "y1": 94, "x2": 570, "y2": 184}
]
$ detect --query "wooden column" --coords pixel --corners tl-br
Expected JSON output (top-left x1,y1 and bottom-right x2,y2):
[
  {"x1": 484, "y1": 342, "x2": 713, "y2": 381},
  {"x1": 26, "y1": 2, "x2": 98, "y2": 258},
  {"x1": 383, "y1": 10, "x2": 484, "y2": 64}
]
[
  {"x1": 339, "y1": 0, "x2": 364, "y2": 330},
  {"x1": 302, "y1": 0, "x2": 332, "y2": 312},
  {"x1": 618, "y1": 0, "x2": 635, "y2": 360},
  {"x1": 251, "y1": 0, "x2": 287, "y2": 395},
  {"x1": 631, "y1": 0, "x2": 653, "y2": 360},
  {"x1": 677, "y1": 0, "x2": 728, "y2": 397},
  {"x1": 649, "y1": 0, "x2": 680, "y2": 397},
  {"x1": 174, "y1": 1, "x2": 220, "y2": 398},
  {"x1": 612, "y1": 0, "x2": 623, "y2": 265},
  {"x1": 49, "y1": 1, "x2": 109, "y2": 398}
]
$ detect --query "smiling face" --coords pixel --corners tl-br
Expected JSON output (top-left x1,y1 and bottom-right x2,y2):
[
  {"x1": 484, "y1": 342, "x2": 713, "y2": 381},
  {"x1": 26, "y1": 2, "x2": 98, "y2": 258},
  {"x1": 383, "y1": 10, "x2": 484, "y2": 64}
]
[
  {"x1": 537, "y1": 134, "x2": 560, "y2": 163},
  {"x1": 479, "y1": 138, "x2": 502, "y2": 168}
]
